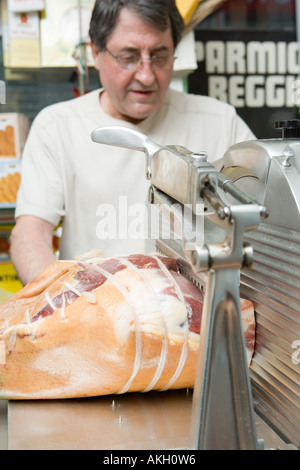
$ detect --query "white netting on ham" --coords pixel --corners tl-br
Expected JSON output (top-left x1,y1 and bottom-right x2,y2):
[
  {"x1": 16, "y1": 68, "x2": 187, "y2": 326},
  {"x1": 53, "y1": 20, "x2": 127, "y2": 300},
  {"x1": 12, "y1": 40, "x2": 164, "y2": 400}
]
[{"x1": 0, "y1": 254, "x2": 255, "y2": 399}]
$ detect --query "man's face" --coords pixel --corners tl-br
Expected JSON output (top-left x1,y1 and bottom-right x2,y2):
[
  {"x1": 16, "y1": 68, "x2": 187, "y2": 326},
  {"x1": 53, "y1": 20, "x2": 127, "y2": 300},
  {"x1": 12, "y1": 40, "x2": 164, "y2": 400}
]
[{"x1": 91, "y1": 8, "x2": 175, "y2": 124}]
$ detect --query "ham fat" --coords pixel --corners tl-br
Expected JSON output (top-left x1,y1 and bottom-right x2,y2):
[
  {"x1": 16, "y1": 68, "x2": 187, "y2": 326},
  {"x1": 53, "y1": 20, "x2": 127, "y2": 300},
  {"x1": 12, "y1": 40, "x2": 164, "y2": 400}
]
[{"x1": 0, "y1": 254, "x2": 255, "y2": 399}]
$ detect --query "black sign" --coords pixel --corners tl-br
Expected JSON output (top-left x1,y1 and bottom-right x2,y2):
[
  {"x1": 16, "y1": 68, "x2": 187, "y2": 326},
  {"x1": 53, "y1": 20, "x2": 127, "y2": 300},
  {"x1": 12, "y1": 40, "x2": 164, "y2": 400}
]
[{"x1": 188, "y1": 30, "x2": 299, "y2": 138}]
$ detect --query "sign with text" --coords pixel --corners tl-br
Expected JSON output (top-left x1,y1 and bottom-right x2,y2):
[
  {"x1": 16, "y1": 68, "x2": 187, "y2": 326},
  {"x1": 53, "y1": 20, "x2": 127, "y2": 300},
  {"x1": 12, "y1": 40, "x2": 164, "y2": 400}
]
[{"x1": 188, "y1": 31, "x2": 299, "y2": 138}]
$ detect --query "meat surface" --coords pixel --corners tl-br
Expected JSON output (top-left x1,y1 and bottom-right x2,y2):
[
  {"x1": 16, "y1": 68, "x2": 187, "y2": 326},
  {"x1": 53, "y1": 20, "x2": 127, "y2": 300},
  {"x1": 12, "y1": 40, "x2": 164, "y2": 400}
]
[{"x1": 0, "y1": 254, "x2": 255, "y2": 399}]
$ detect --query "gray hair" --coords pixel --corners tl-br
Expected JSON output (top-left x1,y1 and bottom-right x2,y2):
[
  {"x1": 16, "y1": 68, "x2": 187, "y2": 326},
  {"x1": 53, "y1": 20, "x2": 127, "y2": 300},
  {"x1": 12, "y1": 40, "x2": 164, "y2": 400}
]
[{"x1": 89, "y1": 0, "x2": 184, "y2": 51}]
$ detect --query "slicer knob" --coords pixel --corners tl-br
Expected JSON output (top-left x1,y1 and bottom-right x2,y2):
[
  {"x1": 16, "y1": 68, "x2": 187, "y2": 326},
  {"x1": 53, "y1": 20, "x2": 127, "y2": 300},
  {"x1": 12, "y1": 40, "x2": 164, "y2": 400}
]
[
  {"x1": 190, "y1": 246, "x2": 210, "y2": 272},
  {"x1": 189, "y1": 152, "x2": 208, "y2": 163},
  {"x1": 275, "y1": 119, "x2": 300, "y2": 138}
]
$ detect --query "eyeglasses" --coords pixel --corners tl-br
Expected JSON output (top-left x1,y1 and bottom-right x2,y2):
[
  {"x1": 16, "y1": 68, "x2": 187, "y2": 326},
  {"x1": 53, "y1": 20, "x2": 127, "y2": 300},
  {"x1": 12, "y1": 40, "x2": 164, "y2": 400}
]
[{"x1": 105, "y1": 47, "x2": 176, "y2": 71}]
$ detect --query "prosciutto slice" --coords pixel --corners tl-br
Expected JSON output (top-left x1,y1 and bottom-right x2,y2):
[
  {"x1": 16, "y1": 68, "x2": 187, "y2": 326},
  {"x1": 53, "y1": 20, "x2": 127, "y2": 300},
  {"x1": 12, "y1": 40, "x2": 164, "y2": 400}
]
[{"x1": 0, "y1": 254, "x2": 255, "y2": 399}]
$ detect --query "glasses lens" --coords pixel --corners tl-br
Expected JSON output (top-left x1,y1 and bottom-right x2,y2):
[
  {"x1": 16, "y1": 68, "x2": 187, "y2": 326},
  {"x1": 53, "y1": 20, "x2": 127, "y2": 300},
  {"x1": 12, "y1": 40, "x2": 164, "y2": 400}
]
[
  {"x1": 152, "y1": 55, "x2": 173, "y2": 70},
  {"x1": 117, "y1": 52, "x2": 140, "y2": 69}
]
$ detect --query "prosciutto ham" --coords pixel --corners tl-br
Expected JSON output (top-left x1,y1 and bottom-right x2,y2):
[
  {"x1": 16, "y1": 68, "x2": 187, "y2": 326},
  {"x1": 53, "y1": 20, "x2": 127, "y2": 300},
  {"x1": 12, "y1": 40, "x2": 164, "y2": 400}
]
[{"x1": 0, "y1": 254, "x2": 255, "y2": 399}]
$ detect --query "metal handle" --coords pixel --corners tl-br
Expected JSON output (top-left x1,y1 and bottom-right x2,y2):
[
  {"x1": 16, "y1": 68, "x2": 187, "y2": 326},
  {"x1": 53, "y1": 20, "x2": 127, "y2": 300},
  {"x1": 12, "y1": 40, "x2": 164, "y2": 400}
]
[{"x1": 91, "y1": 126, "x2": 161, "y2": 179}]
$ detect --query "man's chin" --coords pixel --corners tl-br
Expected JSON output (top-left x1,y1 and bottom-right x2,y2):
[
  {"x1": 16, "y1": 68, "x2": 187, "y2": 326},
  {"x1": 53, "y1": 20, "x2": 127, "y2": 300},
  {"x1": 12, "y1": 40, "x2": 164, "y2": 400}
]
[{"x1": 125, "y1": 103, "x2": 158, "y2": 123}]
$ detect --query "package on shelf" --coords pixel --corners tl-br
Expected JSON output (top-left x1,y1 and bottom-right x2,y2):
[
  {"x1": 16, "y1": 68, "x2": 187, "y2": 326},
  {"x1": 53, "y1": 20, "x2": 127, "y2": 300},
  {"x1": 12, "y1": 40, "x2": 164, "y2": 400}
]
[
  {"x1": 40, "y1": 0, "x2": 95, "y2": 67},
  {"x1": 0, "y1": 113, "x2": 30, "y2": 159},
  {"x1": 0, "y1": 160, "x2": 21, "y2": 204},
  {"x1": 2, "y1": 0, "x2": 41, "y2": 68},
  {"x1": 8, "y1": 0, "x2": 45, "y2": 12}
]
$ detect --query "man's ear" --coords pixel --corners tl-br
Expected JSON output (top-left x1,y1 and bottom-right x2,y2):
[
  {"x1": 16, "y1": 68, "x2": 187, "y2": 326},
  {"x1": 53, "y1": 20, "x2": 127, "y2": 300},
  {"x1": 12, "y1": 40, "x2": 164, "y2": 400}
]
[{"x1": 90, "y1": 42, "x2": 101, "y2": 70}]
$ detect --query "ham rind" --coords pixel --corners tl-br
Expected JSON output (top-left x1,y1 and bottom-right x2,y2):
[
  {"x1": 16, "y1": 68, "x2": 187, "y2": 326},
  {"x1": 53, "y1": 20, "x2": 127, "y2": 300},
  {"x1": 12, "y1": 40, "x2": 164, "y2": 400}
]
[{"x1": 0, "y1": 254, "x2": 255, "y2": 399}]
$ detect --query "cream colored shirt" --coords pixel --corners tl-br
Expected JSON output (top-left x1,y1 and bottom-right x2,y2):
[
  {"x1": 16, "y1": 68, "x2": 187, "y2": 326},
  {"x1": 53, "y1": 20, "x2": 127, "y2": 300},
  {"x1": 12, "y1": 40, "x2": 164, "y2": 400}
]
[{"x1": 16, "y1": 88, "x2": 255, "y2": 259}]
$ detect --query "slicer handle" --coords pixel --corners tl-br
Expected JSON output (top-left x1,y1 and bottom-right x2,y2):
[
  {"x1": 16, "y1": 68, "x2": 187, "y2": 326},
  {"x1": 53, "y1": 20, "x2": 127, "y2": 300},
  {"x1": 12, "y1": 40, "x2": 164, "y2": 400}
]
[{"x1": 91, "y1": 126, "x2": 162, "y2": 179}]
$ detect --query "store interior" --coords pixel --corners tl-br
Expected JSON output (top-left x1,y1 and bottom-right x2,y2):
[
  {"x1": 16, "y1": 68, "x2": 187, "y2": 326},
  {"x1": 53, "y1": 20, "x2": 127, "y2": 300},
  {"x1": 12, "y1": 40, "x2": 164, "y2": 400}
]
[{"x1": 0, "y1": 0, "x2": 299, "y2": 452}]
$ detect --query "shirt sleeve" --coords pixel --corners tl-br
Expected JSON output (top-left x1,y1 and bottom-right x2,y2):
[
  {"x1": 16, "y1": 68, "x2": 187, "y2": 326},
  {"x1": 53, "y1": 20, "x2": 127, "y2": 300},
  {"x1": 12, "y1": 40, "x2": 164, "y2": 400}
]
[{"x1": 15, "y1": 108, "x2": 66, "y2": 226}]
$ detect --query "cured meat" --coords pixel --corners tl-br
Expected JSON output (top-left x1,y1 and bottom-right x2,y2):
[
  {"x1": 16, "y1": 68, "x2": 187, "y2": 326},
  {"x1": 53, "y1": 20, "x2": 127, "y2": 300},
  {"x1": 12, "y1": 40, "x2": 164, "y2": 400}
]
[{"x1": 0, "y1": 254, "x2": 255, "y2": 399}]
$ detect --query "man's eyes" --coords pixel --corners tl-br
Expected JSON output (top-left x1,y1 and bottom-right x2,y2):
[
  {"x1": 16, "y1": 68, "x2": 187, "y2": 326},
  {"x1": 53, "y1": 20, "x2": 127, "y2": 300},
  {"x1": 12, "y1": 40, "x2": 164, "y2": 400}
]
[
  {"x1": 119, "y1": 53, "x2": 168, "y2": 61},
  {"x1": 119, "y1": 52, "x2": 140, "y2": 62}
]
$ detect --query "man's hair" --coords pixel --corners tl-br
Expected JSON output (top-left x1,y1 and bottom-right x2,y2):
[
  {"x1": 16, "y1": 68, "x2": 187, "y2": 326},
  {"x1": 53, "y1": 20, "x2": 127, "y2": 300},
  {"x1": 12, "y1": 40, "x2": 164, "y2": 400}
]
[{"x1": 89, "y1": 0, "x2": 184, "y2": 51}]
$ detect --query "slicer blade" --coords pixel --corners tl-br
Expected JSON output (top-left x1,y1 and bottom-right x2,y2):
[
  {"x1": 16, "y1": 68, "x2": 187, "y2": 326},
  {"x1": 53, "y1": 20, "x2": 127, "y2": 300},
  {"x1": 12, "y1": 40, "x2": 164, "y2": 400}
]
[{"x1": 155, "y1": 239, "x2": 206, "y2": 292}]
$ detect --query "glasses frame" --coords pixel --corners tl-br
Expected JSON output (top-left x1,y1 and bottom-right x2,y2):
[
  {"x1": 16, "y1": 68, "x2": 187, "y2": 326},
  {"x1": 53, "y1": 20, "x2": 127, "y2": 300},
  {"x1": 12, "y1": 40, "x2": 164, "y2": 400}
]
[{"x1": 105, "y1": 47, "x2": 176, "y2": 71}]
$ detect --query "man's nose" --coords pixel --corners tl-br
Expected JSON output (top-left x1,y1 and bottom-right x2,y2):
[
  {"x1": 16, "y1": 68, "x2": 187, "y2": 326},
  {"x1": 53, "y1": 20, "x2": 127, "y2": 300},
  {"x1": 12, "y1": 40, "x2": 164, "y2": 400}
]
[{"x1": 134, "y1": 59, "x2": 156, "y2": 85}]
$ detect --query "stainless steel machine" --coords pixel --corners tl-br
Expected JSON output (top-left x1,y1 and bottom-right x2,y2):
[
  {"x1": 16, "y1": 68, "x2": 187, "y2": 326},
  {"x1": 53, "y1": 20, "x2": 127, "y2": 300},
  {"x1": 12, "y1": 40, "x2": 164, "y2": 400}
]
[
  {"x1": 91, "y1": 121, "x2": 300, "y2": 450},
  {"x1": 222, "y1": 120, "x2": 300, "y2": 448}
]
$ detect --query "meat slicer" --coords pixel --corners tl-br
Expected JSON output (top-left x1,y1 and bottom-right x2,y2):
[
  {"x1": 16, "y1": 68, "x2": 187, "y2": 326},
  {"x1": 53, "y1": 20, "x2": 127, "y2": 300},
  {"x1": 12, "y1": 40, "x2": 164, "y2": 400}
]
[
  {"x1": 222, "y1": 120, "x2": 300, "y2": 448},
  {"x1": 91, "y1": 121, "x2": 300, "y2": 450}
]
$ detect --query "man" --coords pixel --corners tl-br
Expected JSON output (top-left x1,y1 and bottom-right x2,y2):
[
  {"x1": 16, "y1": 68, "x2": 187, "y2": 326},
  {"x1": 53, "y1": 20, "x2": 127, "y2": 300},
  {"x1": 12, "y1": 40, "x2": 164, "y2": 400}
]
[{"x1": 10, "y1": 0, "x2": 255, "y2": 286}]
